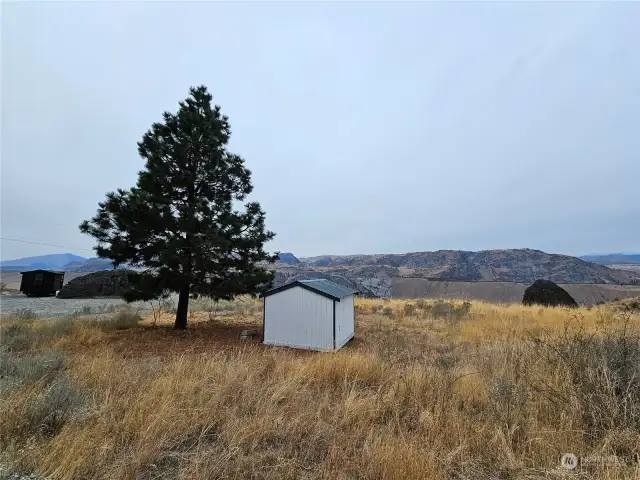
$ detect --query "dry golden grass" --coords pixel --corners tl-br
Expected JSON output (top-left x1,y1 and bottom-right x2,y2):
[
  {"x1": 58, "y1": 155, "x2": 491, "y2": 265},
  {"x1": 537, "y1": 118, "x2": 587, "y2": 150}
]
[{"x1": 1, "y1": 299, "x2": 640, "y2": 479}]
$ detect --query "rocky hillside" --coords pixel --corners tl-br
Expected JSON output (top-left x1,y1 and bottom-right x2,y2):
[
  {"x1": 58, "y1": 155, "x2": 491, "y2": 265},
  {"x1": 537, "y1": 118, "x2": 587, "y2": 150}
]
[
  {"x1": 62, "y1": 258, "x2": 137, "y2": 273},
  {"x1": 300, "y1": 249, "x2": 637, "y2": 283},
  {"x1": 57, "y1": 270, "x2": 139, "y2": 299},
  {"x1": 275, "y1": 249, "x2": 640, "y2": 298},
  {"x1": 276, "y1": 252, "x2": 300, "y2": 265}
]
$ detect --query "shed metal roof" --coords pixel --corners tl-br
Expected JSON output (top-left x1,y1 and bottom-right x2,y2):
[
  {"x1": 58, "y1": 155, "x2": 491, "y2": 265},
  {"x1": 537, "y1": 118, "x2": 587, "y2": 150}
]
[{"x1": 261, "y1": 278, "x2": 358, "y2": 301}]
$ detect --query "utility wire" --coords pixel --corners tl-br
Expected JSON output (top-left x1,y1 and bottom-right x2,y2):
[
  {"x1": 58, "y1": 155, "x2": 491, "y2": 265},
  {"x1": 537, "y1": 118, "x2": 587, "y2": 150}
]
[{"x1": 0, "y1": 236, "x2": 95, "y2": 252}]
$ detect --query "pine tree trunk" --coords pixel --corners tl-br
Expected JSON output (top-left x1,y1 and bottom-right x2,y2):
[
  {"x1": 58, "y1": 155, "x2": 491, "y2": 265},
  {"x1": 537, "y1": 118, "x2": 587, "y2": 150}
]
[{"x1": 175, "y1": 283, "x2": 190, "y2": 329}]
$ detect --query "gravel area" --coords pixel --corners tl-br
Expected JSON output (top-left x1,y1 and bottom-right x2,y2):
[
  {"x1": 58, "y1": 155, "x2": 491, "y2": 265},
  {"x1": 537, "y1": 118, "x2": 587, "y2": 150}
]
[{"x1": 0, "y1": 295, "x2": 132, "y2": 318}]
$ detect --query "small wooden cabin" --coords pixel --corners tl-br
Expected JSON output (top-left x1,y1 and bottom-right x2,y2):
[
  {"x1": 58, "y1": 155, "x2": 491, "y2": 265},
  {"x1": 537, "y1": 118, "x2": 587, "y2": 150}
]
[{"x1": 19, "y1": 269, "x2": 65, "y2": 297}]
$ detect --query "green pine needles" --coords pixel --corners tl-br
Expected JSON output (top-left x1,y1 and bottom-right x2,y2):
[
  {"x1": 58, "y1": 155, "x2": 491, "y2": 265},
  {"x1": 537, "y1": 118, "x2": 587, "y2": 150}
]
[{"x1": 80, "y1": 86, "x2": 277, "y2": 329}]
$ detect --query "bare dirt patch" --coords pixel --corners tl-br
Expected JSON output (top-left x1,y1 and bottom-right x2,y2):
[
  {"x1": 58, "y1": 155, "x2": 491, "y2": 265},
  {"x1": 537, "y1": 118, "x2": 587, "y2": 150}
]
[{"x1": 108, "y1": 320, "x2": 264, "y2": 358}]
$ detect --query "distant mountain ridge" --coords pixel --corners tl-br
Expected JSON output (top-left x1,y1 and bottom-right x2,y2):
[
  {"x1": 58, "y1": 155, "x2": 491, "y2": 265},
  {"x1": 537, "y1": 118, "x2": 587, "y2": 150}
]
[
  {"x1": 63, "y1": 258, "x2": 128, "y2": 272},
  {"x1": 276, "y1": 252, "x2": 300, "y2": 265},
  {"x1": 3, "y1": 252, "x2": 302, "y2": 273},
  {"x1": 579, "y1": 253, "x2": 640, "y2": 265},
  {"x1": 0, "y1": 254, "x2": 126, "y2": 273},
  {"x1": 0, "y1": 253, "x2": 86, "y2": 271}
]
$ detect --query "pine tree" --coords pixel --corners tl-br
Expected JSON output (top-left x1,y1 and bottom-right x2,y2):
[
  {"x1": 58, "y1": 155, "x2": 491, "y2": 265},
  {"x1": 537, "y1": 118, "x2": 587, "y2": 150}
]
[{"x1": 80, "y1": 86, "x2": 277, "y2": 329}]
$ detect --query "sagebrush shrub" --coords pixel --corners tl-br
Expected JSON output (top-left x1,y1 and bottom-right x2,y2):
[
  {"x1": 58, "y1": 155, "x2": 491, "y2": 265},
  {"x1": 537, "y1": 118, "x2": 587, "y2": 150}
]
[
  {"x1": 525, "y1": 315, "x2": 640, "y2": 436},
  {"x1": 39, "y1": 316, "x2": 78, "y2": 339},
  {"x1": 23, "y1": 376, "x2": 86, "y2": 437},
  {"x1": 432, "y1": 300, "x2": 453, "y2": 319},
  {"x1": 403, "y1": 303, "x2": 416, "y2": 317},
  {"x1": 0, "y1": 350, "x2": 65, "y2": 389},
  {"x1": 15, "y1": 308, "x2": 36, "y2": 320},
  {"x1": 105, "y1": 309, "x2": 141, "y2": 330},
  {"x1": 1, "y1": 322, "x2": 37, "y2": 352}
]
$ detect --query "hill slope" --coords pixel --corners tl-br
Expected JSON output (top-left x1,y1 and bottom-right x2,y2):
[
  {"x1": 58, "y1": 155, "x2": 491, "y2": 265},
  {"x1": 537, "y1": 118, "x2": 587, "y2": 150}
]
[
  {"x1": 62, "y1": 258, "x2": 131, "y2": 272},
  {"x1": 276, "y1": 252, "x2": 300, "y2": 265},
  {"x1": 0, "y1": 253, "x2": 86, "y2": 271},
  {"x1": 299, "y1": 249, "x2": 637, "y2": 284},
  {"x1": 579, "y1": 253, "x2": 640, "y2": 265}
]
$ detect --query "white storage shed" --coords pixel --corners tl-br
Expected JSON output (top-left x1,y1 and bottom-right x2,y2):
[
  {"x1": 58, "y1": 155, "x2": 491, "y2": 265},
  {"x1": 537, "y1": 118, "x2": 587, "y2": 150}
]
[{"x1": 260, "y1": 279, "x2": 358, "y2": 351}]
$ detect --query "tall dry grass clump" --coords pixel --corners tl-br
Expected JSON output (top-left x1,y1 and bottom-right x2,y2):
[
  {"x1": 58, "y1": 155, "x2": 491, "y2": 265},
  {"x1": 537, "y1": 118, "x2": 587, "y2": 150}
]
[{"x1": 1, "y1": 299, "x2": 639, "y2": 479}]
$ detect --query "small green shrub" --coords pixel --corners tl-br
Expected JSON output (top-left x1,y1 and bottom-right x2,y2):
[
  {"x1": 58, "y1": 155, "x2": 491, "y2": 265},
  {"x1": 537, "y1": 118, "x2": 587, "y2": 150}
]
[
  {"x1": 39, "y1": 316, "x2": 78, "y2": 339},
  {"x1": 1, "y1": 316, "x2": 81, "y2": 353},
  {"x1": 162, "y1": 298, "x2": 177, "y2": 314},
  {"x1": 450, "y1": 302, "x2": 471, "y2": 322},
  {"x1": 1, "y1": 322, "x2": 37, "y2": 352},
  {"x1": 415, "y1": 299, "x2": 426, "y2": 309},
  {"x1": 382, "y1": 306, "x2": 394, "y2": 318},
  {"x1": 489, "y1": 376, "x2": 529, "y2": 426},
  {"x1": 432, "y1": 300, "x2": 453, "y2": 319},
  {"x1": 371, "y1": 304, "x2": 382, "y2": 314},
  {"x1": 15, "y1": 308, "x2": 36, "y2": 320},
  {"x1": 22, "y1": 375, "x2": 86, "y2": 437},
  {"x1": 460, "y1": 301, "x2": 472, "y2": 314},
  {"x1": 103, "y1": 309, "x2": 141, "y2": 330},
  {"x1": 435, "y1": 352, "x2": 458, "y2": 370},
  {"x1": 403, "y1": 303, "x2": 416, "y2": 317},
  {"x1": 0, "y1": 351, "x2": 65, "y2": 392},
  {"x1": 104, "y1": 303, "x2": 119, "y2": 314}
]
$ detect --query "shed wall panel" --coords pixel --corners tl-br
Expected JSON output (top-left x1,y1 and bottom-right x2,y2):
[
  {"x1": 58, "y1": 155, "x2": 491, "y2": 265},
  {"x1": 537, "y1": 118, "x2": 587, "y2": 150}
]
[
  {"x1": 264, "y1": 286, "x2": 334, "y2": 350},
  {"x1": 335, "y1": 294, "x2": 355, "y2": 348}
]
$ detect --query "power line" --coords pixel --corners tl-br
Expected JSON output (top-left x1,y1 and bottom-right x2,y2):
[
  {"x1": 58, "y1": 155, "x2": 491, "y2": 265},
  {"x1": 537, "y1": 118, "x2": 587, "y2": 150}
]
[{"x1": 0, "y1": 237, "x2": 95, "y2": 252}]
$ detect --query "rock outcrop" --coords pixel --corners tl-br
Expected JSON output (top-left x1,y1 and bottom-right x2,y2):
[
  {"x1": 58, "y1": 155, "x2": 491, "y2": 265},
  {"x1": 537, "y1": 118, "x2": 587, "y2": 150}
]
[
  {"x1": 276, "y1": 253, "x2": 300, "y2": 265},
  {"x1": 522, "y1": 279, "x2": 579, "y2": 308},
  {"x1": 57, "y1": 270, "x2": 139, "y2": 299}
]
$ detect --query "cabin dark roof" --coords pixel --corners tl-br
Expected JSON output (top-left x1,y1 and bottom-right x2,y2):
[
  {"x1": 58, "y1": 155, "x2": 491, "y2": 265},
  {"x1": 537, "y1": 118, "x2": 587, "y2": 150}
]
[
  {"x1": 20, "y1": 269, "x2": 64, "y2": 275},
  {"x1": 261, "y1": 279, "x2": 358, "y2": 301}
]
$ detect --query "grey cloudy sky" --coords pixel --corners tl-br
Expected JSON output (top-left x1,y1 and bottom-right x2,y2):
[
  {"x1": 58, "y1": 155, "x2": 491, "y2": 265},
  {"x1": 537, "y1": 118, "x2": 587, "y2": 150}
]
[{"x1": 2, "y1": 1, "x2": 639, "y2": 260}]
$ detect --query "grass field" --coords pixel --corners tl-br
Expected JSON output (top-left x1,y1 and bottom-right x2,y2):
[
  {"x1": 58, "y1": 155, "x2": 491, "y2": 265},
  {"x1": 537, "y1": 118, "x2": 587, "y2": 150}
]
[{"x1": 1, "y1": 298, "x2": 639, "y2": 479}]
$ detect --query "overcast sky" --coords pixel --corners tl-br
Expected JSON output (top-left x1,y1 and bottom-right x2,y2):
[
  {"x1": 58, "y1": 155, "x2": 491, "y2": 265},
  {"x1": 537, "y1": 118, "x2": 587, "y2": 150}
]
[{"x1": 2, "y1": 1, "x2": 639, "y2": 261}]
